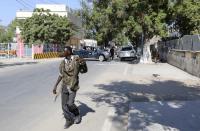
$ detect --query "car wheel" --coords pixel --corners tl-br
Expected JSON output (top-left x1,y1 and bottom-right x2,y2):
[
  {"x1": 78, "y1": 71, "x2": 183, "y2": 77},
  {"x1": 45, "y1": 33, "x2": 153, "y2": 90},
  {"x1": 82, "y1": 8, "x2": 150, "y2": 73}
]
[{"x1": 99, "y1": 55, "x2": 105, "y2": 62}]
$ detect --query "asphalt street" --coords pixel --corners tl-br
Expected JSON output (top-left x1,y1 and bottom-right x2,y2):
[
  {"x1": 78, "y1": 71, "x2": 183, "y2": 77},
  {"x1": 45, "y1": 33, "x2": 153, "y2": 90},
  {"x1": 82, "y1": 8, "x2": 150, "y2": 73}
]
[{"x1": 0, "y1": 59, "x2": 200, "y2": 131}]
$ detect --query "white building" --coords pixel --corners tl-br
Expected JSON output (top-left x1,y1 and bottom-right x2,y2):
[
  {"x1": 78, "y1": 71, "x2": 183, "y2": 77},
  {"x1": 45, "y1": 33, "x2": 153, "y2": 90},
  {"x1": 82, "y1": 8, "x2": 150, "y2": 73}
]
[
  {"x1": 80, "y1": 39, "x2": 97, "y2": 47},
  {"x1": 16, "y1": 4, "x2": 82, "y2": 48},
  {"x1": 16, "y1": 4, "x2": 68, "y2": 19}
]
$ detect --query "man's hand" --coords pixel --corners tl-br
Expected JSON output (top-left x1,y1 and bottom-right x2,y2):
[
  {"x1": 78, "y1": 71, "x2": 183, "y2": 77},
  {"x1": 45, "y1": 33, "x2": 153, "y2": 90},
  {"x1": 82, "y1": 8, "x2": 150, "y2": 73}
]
[
  {"x1": 53, "y1": 86, "x2": 57, "y2": 94},
  {"x1": 53, "y1": 76, "x2": 62, "y2": 95},
  {"x1": 70, "y1": 88, "x2": 76, "y2": 93},
  {"x1": 77, "y1": 57, "x2": 85, "y2": 63}
]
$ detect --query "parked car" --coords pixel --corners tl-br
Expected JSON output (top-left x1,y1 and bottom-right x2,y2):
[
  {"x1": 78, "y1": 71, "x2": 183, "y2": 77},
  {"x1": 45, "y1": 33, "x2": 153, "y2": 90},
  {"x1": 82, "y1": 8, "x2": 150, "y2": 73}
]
[
  {"x1": 0, "y1": 53, "x2": 8, "y2": 59},
  {"x1": 118, "y1": 46, "x2": 137, "y2": 61},
  {"x1": 73, "y1": 46, "x2": 110, "y2": 62}
]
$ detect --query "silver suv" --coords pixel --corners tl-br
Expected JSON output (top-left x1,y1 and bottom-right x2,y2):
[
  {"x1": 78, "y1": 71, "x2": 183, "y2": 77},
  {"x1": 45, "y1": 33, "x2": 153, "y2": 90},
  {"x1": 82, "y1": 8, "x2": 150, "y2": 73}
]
[{"x1": 118, "y1": 46, "x2": 137, "y2": 61}]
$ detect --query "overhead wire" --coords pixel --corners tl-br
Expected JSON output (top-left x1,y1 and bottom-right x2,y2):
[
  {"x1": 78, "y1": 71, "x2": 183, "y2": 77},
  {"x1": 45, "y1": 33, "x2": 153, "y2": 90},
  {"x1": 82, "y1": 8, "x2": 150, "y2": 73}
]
[
  {"x1": 20, "y1": 0, "x2": 34, "y2": 8},
  {"x1": 16, "y1": 0, "x2": 30, "y2": 9},
  {"x1": 48, "y1": 0, "x2": 59, "y2": 4}
]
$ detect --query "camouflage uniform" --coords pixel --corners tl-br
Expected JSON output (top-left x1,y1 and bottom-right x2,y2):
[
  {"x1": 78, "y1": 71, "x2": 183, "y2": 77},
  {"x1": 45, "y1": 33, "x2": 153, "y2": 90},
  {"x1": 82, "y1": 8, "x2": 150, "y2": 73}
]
[{"x1": 59, "y1": 55, "x2": 87, "y2": 123}]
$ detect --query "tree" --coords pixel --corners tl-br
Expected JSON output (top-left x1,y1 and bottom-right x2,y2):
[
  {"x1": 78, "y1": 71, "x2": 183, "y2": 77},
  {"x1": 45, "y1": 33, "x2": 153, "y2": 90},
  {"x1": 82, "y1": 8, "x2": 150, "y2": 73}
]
[
  {"x1": 0, "y1": 19, "x2": 23, "y2": 58},
  {"x1": 0, "y1": 26, "x2": 6, "y2": 43},
  {"x1": 78, "y1": 0, "x2": 200, "y2": 62},
  {"x1": 20, "y1": 8, "x2": 74, "y2": 45},
  {"x1": 0, "y1": 19, "x2": 23, "y2": 43},
  {"x1": 87, "y1": 1, "x2": 113, "y2": 46},
  {"x1": 81, "y1": 0, "x2": 169, "y2": 49},
  {"x1": 93, "y1": 0, "x2": 129, "y2": 46},
  {"x1": 78, "y1": 1, "x2": 94, "y2": 39},
  {"x1": 173, "y1": 0, "x2": 200, "y2": 35},
  {"x1": 113, "y1": 31, "x2": 129, "y2": 46},
  {"x1": 0, "y1": 26, "x2": 12, "y2": 43},
  {"x1": 122, "y1": 0, "x2": 171, "y2": 63},
  {"x1": 79, "y1": 0, "x2": 127, "y2": 46}
]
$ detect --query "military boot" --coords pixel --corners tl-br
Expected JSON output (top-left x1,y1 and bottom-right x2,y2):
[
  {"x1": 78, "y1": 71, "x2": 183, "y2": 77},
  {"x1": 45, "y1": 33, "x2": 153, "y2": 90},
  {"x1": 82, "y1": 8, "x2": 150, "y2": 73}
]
[
  {"x1": 74, "y1": 115, "x2": 81, "y2": 124},
  {"x1": 64, "y1": 119, "x2": 73, "y2": 129}
]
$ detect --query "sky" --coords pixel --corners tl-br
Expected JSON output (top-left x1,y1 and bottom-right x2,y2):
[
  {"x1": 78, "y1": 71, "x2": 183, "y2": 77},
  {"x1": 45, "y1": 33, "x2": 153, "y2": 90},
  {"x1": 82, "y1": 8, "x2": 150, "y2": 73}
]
[{"x1": 0, "y1": 0, "x2": 81, "y2": 26}]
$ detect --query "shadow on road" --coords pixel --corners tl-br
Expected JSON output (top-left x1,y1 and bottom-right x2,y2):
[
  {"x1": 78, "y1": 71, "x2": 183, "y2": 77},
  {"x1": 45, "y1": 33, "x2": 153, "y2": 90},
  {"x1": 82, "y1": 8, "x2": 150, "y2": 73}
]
[
  {"x1": 78, "y1": 101, "x2": 95, "y2": 118},
  {"x1": 84, "y1": 58, "x2": 99, "y2": 61},
  {"x1": 113, "y1": 58, "x2": 140, "y2": 64},
  {"x1": 0, "y1": 62, "x2": 38, "y2": 68},
  {"x1": 94, "y1": 80, "x2": 200, "y2": 103},
  {"x1": 83, "y1": 58, "x2": 141, "y2": 64},
  {"x1": 88, "y1": 80, "x2": 200, "y2": 130}
]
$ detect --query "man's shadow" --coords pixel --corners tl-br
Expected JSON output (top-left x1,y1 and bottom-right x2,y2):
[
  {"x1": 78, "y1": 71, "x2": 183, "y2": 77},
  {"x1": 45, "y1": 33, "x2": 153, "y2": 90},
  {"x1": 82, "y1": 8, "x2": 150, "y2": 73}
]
[{"x1": 77, "y1": 101, "x2": 95, "y2": 118}]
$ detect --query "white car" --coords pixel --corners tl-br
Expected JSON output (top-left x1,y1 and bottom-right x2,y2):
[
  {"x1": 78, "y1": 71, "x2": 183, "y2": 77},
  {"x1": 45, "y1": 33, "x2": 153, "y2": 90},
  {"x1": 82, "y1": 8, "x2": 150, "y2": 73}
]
[{"x1": 118, "y1": 46, "x2": 137, "y2": 61}]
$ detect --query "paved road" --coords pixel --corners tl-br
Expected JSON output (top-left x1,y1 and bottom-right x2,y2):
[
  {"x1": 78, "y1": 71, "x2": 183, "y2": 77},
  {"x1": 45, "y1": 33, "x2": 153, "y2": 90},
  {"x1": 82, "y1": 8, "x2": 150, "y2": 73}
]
[{"x1": 0, "y1": 59, "x2": 200, "y2": 131}]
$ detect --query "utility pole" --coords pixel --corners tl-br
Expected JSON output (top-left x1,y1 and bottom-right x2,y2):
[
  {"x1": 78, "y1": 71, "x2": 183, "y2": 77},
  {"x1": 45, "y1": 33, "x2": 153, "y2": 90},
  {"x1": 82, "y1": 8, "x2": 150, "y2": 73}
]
[
  {"x1": 81, "y1": 0, "x2": 84, "y2": 40},
  {"x1": 67, "y1": 0, "x2": 69, "y2": 11}
]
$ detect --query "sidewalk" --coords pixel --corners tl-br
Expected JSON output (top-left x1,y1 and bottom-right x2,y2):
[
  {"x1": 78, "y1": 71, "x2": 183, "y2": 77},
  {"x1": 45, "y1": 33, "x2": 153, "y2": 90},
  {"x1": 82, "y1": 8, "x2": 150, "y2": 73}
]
[
  {"x1": 128, "y1": 101, "x2": 200, "y2": 131},
  {"x1": 92, "y1": 62, "x2": 200, "y2": 131},
  {"x1": 0, "y1": 57, "x2": 62, "y2": 68}
]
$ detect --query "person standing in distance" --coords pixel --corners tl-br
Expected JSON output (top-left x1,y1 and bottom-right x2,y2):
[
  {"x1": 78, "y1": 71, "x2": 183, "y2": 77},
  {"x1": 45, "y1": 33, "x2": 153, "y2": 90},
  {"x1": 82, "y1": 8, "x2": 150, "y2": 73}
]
[
  {"x1": 110, "y1": 46, "x2": 115, "y2": 60},
  {"x1": 53, "y1": 46, "x2": 88, "y2": 129}
]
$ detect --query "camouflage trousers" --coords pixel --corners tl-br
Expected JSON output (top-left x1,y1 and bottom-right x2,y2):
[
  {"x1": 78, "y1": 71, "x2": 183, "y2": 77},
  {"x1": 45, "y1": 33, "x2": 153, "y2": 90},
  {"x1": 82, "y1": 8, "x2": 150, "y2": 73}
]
[{"x1": 61, "y1": 86, "x2": 80, "y2": 122}]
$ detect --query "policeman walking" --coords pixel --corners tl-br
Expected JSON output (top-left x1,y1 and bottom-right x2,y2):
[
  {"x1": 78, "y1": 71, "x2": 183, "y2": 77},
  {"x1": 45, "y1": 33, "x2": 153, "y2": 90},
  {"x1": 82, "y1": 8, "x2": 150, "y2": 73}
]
[{"x1": 53, "y1": 46, "x2": 88, "y2": 129}]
